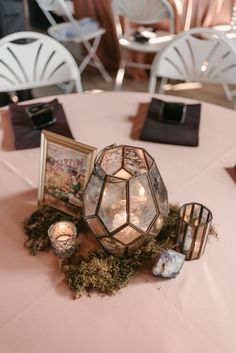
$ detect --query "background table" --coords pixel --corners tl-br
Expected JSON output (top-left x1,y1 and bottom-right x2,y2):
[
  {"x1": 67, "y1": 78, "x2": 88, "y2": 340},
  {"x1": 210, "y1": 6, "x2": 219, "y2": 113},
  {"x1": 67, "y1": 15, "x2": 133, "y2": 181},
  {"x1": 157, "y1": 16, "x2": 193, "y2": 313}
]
[{"x1": 0, "y1": 92, "x2": 236, "y2": 353}]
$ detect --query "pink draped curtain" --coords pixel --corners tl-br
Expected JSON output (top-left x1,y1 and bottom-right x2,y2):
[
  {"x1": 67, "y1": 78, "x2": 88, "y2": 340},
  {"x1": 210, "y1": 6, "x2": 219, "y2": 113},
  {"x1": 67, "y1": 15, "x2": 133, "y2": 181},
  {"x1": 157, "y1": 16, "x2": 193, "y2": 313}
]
[
  {"x1": 169, "y1": 0, "x2": 234, "y2": 32},
  {"x1": 73, "y1": 0, "x2": 120, "y2": 69},
  {"x1": 73, "y1": 0, "x2": 234, "y2": 71}
]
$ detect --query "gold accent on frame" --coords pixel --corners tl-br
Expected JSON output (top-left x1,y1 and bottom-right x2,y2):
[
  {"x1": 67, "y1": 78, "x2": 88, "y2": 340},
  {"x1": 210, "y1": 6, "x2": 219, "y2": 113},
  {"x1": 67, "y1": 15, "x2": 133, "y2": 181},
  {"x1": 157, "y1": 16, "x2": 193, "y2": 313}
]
[{"x1": 38, "y1": 130, "x2": 97, "y2": 217}]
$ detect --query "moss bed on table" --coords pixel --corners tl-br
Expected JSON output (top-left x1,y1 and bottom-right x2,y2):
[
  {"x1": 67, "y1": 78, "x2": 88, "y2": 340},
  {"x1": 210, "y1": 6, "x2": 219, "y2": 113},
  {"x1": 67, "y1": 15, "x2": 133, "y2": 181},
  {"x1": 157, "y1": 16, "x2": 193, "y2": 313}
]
[{"x1": 23, "y1": 205, "x2": 216, "y2": 298}]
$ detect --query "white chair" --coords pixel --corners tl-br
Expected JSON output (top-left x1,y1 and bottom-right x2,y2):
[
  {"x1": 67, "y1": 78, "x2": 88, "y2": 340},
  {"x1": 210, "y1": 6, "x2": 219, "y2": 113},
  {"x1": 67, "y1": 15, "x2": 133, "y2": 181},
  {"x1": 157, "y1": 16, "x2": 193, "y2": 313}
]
[
  {"x1": 149, "y1": 27, "x2": 236, "y2": 109},
  {"x1": 212, "y1": 0, "x2": 236, "y2": 38},
  {"x1": 0, "y1": 31, "x2": 82, "y2": 93},
  {"x1": 111, "y1": 0, "x2": 175, "y2": 90},
  {"x1": 36, "y1": 0, "x2": 111, "y2": 82},
  {"x1": 45, "y1": 0, "x2": 74, "y2": 17}
]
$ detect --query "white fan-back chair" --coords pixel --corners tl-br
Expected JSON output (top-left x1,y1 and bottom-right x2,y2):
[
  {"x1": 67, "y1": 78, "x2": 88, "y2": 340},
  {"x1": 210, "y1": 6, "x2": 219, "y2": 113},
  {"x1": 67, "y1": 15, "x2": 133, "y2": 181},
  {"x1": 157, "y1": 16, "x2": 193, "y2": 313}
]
[
  {"x1": 36, "y1": 0, "x2": 111, "y2": 82},
  {"x1": 111, "y1": 0, "x2": 175, "y2": 90},
  {"x1": 0, "y1": 31, "x2": 82, "y2": 93},
  {"x1": 149, "y1": 27, "x2": 236, "y2": 109}
]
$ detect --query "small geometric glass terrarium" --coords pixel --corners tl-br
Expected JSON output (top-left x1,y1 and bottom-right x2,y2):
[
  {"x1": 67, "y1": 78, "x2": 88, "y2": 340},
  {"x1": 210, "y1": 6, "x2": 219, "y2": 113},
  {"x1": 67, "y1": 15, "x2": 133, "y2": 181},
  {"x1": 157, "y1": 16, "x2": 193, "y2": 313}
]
[
  {"x1": 176, "y1": 202, "x2": 213, "y2": 260},
  {"x1": 83, "y1": 144, "x2": 169, "y2": 256}
]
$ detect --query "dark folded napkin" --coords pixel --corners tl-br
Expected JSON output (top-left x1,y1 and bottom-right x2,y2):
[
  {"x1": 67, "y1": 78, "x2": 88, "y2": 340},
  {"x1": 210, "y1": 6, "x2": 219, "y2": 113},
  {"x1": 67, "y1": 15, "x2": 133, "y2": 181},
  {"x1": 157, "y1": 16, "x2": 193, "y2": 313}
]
[
  {"x1": 225, "y1": 167, "x2": 236, "y2": 184},
  {"x1": 130, "y1": 98, "x2": 201, "y2": 147},
  {"x1": 9, "y1": 99, "x2": 73, "y2": 150}
]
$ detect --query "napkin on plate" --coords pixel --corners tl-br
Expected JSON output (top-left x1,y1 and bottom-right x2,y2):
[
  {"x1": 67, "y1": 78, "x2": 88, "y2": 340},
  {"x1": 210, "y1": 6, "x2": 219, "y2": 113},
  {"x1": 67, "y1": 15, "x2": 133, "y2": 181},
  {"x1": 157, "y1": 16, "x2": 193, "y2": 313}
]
[
  {"x1": 8, "y1": 99, "x2": 73, "y2": 150},
  {"x1": 130, "y1": 98, "x2": 201, "y2": 147}
]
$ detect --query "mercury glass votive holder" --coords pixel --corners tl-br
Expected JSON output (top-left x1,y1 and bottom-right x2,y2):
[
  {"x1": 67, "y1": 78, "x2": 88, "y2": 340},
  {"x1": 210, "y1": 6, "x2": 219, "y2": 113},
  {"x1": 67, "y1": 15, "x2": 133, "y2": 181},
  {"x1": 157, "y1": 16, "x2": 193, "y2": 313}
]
[
  {"x1": 176, "y1": 202, "x2": 213, "y2": 260},
  {"x1": 48, "y1": 221, "x2": 77, "y2": 258}
]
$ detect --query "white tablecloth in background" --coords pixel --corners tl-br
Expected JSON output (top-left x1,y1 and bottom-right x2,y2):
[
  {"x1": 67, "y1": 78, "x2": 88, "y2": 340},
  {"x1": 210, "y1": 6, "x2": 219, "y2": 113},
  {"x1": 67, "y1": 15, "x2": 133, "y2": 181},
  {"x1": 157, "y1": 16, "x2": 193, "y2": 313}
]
[{"x1": 0, "y1": 92, "x2": 236, "y2": 353}]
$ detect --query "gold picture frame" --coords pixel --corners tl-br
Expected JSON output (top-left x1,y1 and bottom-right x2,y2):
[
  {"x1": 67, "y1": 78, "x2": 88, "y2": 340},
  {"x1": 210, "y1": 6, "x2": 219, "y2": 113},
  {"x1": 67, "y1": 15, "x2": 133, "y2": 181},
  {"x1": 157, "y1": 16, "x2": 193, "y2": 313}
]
[{"x1": 38, "y1": 130, "x2": 97, "y2": 217}]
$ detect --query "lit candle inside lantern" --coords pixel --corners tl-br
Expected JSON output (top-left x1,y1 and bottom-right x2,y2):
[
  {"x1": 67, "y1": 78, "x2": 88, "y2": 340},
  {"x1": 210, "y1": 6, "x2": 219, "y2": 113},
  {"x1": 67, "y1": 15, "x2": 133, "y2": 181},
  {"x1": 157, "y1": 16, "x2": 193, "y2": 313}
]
[{"x1": 48, "y1": 221, "x2": 78, "y2": 257}]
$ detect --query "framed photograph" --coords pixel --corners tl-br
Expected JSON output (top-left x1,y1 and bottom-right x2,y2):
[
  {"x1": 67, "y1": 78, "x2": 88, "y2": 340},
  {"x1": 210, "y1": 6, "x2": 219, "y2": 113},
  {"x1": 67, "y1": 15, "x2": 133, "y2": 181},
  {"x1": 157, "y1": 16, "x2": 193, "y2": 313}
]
[{"x1": 38, "y1": 130, "x2": 97, "y2": 216}]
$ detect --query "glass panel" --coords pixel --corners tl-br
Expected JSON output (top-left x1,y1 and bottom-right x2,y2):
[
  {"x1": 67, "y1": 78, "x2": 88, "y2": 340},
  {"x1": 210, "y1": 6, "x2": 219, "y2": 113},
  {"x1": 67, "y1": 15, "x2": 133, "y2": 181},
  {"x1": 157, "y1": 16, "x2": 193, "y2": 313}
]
[
  {"x1": 98, "y1": 180, "x2": 127, "y2": 232},
  {"x1": 183, "y1": 225, "x2": 194, "y2": 252},
  {"x1": 192, "y1": 204, "x2": 201, "y2": 225},
  {"x1": 184, "y1": 203, "x2": 203, "y2": 226},
  {"x1": 180, "y1": 203, "x2": 212, "y2": 226},
  {"x1": 149, "y1": 215, "x2": 166, "y2": 237},
  {"x1": 181, "y1": 203, "x2": 193, "y2": 223},
  {"x1": 94, "y1": 164, "x2": 106, "y2": 180},
  {"x1": 86, "y1": 217, "x2": 107, "y2": 237},
  {"x1": 113, "y1": 226, "x2": 141, "y2": 245},
  {"x1": 106, "y1": 175, "x2": 125, "y2": 183},
  {"x1": 129, "y1": 175, "x2": 157, "y2": 232},
  {"x1": 127, "y1": 236, "x2": 145, "y2": 255},
  {"x1": 84, "y1": 174, "x2": 103, "y2": 216},
  {"x1": 143, "y1": 150, "x2": 153, "y2": 169},
  {"x1": 199, "y1": 223, "x2": 211, "y2": 256},
  {"x1": 149, "y1": 163, "x2": 168, "y2": 216},
  {"x1": 99, "y1": 237, "x2": 125, "y2": 256},
  {"x1": 192, "y1": 225, "x2": 205, "y2": 259},
  {"x1": 124, "y1": 146, "x2": 148, "y2": 176},
  {"x1": 100, "y1": 146, "x2": 123, "y2": 175},
  {"x1": 114, "y1": 169, "x2": 132, "y2": 179},
  {"x1": 177, "y1": 221, "x2": 185, "y2": 244},
  {"x1": 201, "y1": 207, "x2": 210, "y2": 224}
]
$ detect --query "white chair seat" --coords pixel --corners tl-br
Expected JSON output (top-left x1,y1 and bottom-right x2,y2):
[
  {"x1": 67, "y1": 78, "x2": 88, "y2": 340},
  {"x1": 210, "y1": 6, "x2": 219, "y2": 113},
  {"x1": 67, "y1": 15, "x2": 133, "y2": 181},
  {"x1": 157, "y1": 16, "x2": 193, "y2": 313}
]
[
  {"x1": 48, "y1": 19, "x2": 105, "y2": 43},
  {"x1": 36, "y1": 0, "x2": 111, "y2": 82},
  {"x1": 112, "y1": 0, "x2": 175, "y2": 90},
  {"x1": 119, "y1": 32, "x2": 174, "y2": 53}
]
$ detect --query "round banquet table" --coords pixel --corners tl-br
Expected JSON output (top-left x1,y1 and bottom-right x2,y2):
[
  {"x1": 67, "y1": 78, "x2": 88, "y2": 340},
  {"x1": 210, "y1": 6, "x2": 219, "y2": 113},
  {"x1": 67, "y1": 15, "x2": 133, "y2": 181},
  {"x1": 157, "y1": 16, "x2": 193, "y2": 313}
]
[{"x1": 0, "y1": 92, "x2": 236, "y2": 353}]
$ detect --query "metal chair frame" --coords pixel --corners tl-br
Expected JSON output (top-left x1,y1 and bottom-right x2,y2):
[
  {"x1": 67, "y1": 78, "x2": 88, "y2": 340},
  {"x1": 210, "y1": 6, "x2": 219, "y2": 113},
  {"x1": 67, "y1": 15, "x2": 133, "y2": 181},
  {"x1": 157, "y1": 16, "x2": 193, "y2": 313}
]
[
  {"x1": 36, "y1": 0, "x2": 111, "y2": 82},
  {"x1": 111, "y1": 0, "x2": 175, "y2": 90}
]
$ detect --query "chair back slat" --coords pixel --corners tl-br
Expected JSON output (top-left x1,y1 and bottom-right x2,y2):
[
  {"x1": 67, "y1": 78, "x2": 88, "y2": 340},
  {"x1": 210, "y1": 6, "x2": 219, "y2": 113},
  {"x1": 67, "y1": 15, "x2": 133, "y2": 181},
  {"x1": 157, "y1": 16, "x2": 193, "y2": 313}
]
[
  {"x1": 0, "y1": 31, "x2": 82, "y2": 92},
  {"x1": 149, "y1": 28, "x2": 236, "y2": 93}
]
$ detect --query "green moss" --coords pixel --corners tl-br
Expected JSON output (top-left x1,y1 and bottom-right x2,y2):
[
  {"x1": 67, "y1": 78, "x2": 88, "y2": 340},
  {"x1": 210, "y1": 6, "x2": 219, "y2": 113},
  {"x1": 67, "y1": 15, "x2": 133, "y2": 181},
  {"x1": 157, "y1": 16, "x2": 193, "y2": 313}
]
[
  {"x1": 23, "y1": 206, "x2": 86, "y2": 255},
  {"x1": 61, "y1": 205, "x2": 180, "y2": 298},
  {"x1": 23, "y1": 204, "x2": 217, "y2": 297}
]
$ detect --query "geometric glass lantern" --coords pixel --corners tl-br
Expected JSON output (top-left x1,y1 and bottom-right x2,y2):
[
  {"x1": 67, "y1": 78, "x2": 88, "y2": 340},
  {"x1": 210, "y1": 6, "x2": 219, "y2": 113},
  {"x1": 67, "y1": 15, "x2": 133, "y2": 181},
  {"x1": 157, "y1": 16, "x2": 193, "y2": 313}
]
[
  {"x1": 83, "y1": 144, "x2": 169, "y2": 256},
  {"x1": 176, "y1": 202, "x2": 213, "y2": 261}
]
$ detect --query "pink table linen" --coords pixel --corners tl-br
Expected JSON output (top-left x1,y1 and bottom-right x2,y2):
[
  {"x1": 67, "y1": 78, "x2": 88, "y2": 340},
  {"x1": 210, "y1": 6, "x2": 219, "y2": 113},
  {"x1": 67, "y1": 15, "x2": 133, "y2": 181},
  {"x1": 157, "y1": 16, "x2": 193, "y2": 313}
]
[{"x1": 0, "y1": 92, "x2": 236, "y2": 353}]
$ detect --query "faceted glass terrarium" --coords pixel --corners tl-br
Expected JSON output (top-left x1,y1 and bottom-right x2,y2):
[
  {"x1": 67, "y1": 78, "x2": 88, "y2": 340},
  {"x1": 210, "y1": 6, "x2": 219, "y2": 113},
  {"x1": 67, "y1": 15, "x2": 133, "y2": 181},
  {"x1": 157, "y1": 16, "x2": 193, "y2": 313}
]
[{"x1": 83, "y1": 144, "x2": 169, "y2": 256}]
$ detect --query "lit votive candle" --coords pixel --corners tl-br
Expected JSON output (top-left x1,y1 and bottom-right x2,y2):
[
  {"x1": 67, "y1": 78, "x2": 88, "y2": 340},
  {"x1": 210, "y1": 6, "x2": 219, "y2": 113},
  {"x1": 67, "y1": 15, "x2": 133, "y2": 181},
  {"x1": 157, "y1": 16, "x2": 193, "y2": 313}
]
[
  {"x1": 176, "y1": 202, "x2": 213, "y2": 260},
  {"x1": 48, "y1": 221, "x2": 78, "y2": 257}
]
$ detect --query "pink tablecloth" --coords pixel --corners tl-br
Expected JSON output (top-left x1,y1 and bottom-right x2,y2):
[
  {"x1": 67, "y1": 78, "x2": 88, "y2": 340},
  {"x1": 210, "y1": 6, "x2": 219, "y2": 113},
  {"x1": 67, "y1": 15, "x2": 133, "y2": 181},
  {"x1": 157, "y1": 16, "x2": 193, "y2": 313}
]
[{"x1": 0, "y1": 92, "x2": 236, "y2": 353}]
